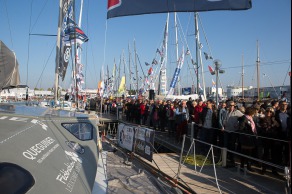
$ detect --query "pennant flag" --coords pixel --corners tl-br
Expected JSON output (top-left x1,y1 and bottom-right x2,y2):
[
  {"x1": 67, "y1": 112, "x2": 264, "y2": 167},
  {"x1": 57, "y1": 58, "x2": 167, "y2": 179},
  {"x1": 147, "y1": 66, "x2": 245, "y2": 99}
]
[
  {"x1": 152, "y1": 59, "x2": 158, "y2": 65},
  {"x1": 64, "y1": 18, "x2": 89, "y2": 45},
  {"x1": 191, "y1": 59, "x2": 196, "y2": 65},
  {"x1": 208, "y1": 65, "x2": 215, "y2": 75},
  {"x1": 148, "y1": 67, "x2": 153, "y2": 75},
  {"x1": 204, "y1": 52, "x2": 213, "y2": 60},
  {"x1": 185, "y1": 48, "x2": 190, "y2": 55},
  {"x1": 212, "y1": 79, "x2": 216, "y2": 89},
  {"x1": 199, "y1": 83, "x2": 203, "y2": 91},
  {"x1": 212, "y1": 79, "x2": 216, "y2": 85},
  {"x1": 107, "y1": 0, "x2": 252, "y2": 19},
  {"x1": 156, "y1": 48, "x2": 163, "y2": 56},
  {"x1": 145, "y1": 62, "x2": 150, "y2": 66}
]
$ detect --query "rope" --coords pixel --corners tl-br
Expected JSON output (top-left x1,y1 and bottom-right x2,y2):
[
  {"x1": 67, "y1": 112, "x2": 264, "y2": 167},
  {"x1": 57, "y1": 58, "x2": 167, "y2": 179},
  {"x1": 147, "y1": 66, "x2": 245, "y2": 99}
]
[
  {"x1": 3, "y1": 0, "x2": 14, "y2": 49},
  {"x1": 211, "y1": 145, "x2": 222, "y2": 194},
  {"x1": 34, "y1": 42, "x2": 57, "y2": 89}
]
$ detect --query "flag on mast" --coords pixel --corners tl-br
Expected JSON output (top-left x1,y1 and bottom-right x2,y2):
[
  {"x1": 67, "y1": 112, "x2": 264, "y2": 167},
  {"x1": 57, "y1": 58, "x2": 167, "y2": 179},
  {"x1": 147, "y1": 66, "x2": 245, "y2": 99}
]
[
  {"x1": 107, "y1": 0, "x2": 252, "y2": 19},
  {"x1": 167, "y1": 47, "x2": 185, "y2": 96}
]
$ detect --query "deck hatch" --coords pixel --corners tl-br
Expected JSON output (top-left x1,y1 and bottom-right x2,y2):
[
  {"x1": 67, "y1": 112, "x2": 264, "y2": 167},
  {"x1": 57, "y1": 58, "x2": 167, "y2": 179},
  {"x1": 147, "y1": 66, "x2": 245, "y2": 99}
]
[{"x1": 62, "y1": 122, "x2": 93, "y2": 140}]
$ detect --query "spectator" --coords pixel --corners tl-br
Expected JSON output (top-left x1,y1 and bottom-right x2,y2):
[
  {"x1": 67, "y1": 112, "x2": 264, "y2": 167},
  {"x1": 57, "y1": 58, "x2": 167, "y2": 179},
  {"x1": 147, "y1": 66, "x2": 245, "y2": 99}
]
[
  {"x1": 218, "y1": 102, "x2": 227, "y2": 147},
  {"x1": 167, "y1": 103, "x2": 176, "y2": 136},
  {"x1": 223, "y1": 101, "x2": 244, "y2": 166},
  {"x1": 275, "y1": 100, "x2": 290, "y2": 166},
  {"x1": 175, "y1": 100, "x2": 189, "y2": 142},
  {"x1": 259, "y1": 107, "x2": 280, "y2": 175},
  {"x1": 199, "y1": 99, "x2": 218, "y2": 153},
  {"x1": 238, "y1": 107, "x2": 257, "y2": 172},
  {"x1": 193, "y1": 99, "x2": 205, "y2": 139}
]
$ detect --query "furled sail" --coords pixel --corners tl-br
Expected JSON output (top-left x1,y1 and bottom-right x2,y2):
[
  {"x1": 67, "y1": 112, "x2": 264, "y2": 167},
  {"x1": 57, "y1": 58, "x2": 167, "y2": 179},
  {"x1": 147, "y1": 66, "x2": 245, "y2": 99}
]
[
  {"x1": 0, "y1": 40, "x2": 20, "y2": 90},
  {"x1": 107, "y1": 0, "x2": 252, "y2": 19}
]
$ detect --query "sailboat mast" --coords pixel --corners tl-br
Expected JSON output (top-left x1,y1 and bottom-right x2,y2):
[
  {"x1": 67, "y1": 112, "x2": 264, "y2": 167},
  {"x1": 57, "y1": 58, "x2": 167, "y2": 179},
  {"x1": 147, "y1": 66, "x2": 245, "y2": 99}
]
[
  {"x1": 128, "y1": 43, "x2": 132, "y2": 94},
  {"x1": 106, "y1": 64, "x2": 109, "y2": 97},
  {"x1": 174, "y1": 12, "x2": 179, "y2": 95},
  {"x1": 123, "y1": 49, "x2": 126, "y2": 96},
  {"x1": 134, "y1": 39, "x2": 138, "y2": 96},
  {"x1": 54, "y1": 0, "x2": 63, "y2": 103},
  {"x1": 194, "y1": 13, "x2": 206, "y2": 98},
  {"x1": 158, "y1": 13, "x2": 169, "y2": 96},
  {"x1": 242, "y1": 53, "x2": 244, "y2": 99},
  {"x1": 73, "y1": 0, "x2": 78, "y2": 108},
  {"x1": 118, "y1": 55, "x2": 121, "y2": 97},
  {"x1": 256, "y1": 40, "x2": 260, "y2": 101},
  {"x1": 194, "y1": 13, "x2": 199, "y2": 95}
]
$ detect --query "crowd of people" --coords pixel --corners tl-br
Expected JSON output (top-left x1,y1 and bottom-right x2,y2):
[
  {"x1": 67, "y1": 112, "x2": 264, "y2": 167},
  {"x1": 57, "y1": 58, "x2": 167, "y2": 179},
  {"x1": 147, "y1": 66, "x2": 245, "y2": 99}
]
[{"x1": 96, "y1": 96, "x2": 290, "y2": 174}]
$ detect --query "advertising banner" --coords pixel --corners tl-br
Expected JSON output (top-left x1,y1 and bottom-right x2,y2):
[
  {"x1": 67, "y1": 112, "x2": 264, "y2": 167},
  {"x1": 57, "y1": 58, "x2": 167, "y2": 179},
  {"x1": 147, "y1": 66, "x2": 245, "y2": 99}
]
[
  {"x1": 133, "y1": 127, "x2": 155, "y2": 162},
  {"x1": 117, "y1": 123, "x2": 134, "y2": 151}
]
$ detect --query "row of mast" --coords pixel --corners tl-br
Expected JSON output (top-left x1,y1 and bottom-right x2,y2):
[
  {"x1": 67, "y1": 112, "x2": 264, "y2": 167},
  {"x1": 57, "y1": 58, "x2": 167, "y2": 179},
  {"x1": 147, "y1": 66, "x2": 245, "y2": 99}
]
[{"x1": 55, "y1": 3, "x2": 261, "y2": 103}]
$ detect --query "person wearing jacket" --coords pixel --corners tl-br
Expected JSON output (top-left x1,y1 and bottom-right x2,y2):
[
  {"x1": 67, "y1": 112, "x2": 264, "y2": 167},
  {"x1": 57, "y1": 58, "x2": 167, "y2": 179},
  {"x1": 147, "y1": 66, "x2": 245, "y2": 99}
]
[
  {"x1": 199, "y1": 99, "x2": 218, "y2": 153},
  {"x1": 259, "y1": 107, "x2": 280, "y2": 175},
  {"x1": 167, "y1": 103, "x2": 176, "y2": 136},
  {"x1": 223, "y1": 101, "x2": 244, "y2": 166},
  {"x1": 238, "y1": 107, "x2": 257, "y2": 172},
  {"x1": 175, "y1": 100, "x2": 189, "y2": 142}
]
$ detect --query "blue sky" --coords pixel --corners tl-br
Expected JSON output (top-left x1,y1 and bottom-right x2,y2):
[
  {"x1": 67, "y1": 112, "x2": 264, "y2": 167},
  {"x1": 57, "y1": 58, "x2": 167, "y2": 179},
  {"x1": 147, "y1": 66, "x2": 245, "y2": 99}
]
[{"x1": 1, "y1": 0, "x2": 291, "y2": 91}]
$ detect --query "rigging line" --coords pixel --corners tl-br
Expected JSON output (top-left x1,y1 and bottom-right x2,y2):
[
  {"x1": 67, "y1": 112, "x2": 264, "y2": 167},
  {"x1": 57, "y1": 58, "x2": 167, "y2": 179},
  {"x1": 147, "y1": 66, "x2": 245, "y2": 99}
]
[
  {"x1": 90, "y1": 43, "x2": 97, "y2": 84},
  {"x1": 34, "y1": 42, "x2": 57, "y2": 89},
  {"x1": 136, "y1": 53, "x2": 146, "y2": 77},
  {"x1": 3, "y1": 0, "x2": 14, "y2": 48},
  {"x1": 185, "y1": 12, "x2": 192, "y2": 43},
  {"x1": 82, "y1": 0, "x2": 89, "y2": 89},
  {"x1": 282, "y1": 63, "x2": 291, "y2": 86},
  {"x1": 198, "y1": 14, "x2": 214, "y2": 60},
  {"x1": 176, "y1": 13, "x2": 198, "y2": 84},
  {"x1": 202, "y1": 60, "x2": 291, "y2": 73},
  {"x1": 29, "y1": 34, "x2": 57, "y2": 36},
  {"x1": 84, "y1": 2, "x2": 94, "y2": 82},
  {"x1": 186, "y1": 60, "x2": 196, "y2": 86},
  {"x1": 177, "y1": 13, "x2": 194, "y2": 60},
  {"x1": 25, "y1": 0, "x2": 34, "y2": 86},
  {"x1": 30, "y1": 0, "x2": 49, "y2": 33},
  {"x1": 102, "y1": 20, "x2": 108, "y2": 80}
]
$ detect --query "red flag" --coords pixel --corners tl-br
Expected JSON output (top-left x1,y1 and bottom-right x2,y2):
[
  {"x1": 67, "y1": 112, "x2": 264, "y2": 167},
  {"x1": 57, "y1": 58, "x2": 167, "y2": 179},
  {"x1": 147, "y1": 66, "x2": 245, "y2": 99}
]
[
  {"x1": 108, "y1": 0, "x2": 121, "y2": 10},
  {"x1": 148, "y1": 67, "x2": 153, "y2": 75},
  {"x1": 208, "y1": 65, "x2": 214, "y2": 74}
]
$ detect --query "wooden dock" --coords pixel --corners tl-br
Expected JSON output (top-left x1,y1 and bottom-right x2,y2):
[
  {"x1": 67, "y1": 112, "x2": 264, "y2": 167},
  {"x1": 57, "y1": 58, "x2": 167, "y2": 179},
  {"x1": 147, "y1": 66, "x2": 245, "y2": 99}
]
[
  {"x1": 91, "y1": 113, "x2": 287, "y2": 194},
  {"x1": 145, "y1": 153, "x2": 286, "y2": 194}
]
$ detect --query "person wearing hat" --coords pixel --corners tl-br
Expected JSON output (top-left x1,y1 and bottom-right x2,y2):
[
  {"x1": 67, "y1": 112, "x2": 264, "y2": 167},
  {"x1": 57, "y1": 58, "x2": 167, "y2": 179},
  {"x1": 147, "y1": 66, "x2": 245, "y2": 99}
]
[
  {"x1": 223, "y1": 101, "x2": 244, "y2": 167},
  {"x1": 259, "y1": 107, "x2": 280, "y2": 175},
  {"x1": 238, "y1": 107, "x2": 257, "y2": 172}
]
